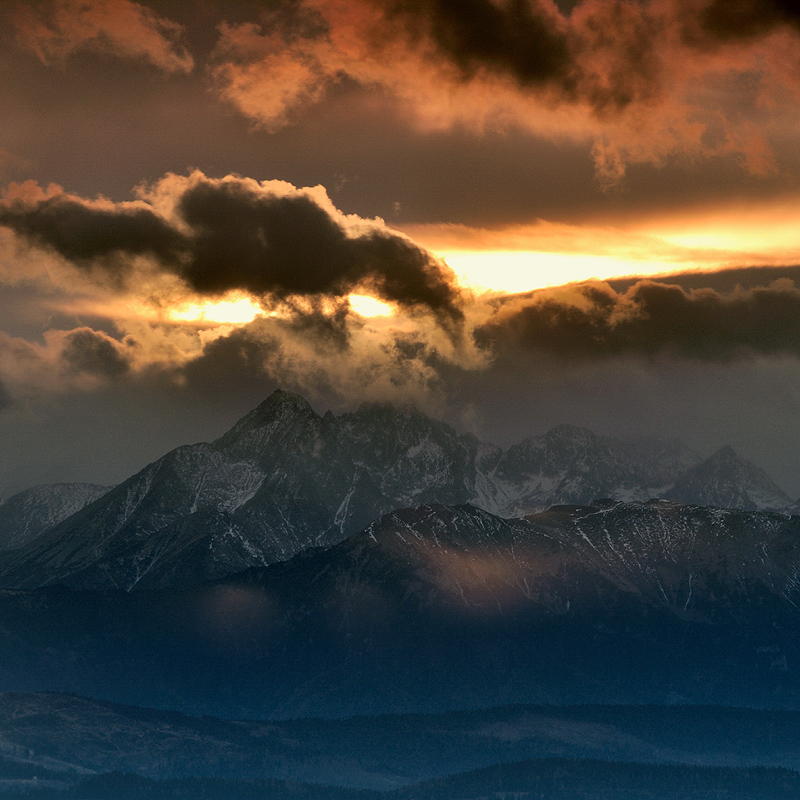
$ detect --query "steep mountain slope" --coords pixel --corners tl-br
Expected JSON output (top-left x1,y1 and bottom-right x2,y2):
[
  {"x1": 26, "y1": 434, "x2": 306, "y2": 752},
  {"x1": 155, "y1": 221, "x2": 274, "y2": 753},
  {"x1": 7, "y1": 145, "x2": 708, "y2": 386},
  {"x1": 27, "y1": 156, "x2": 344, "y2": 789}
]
[
  {"x1": 258, "y1": 500, "x2": 800, "y2": 618},
  {"x1": 0, "y1": 484, "x2": 110, "y2": 552},
  {"x1": 489, "y1": 426, "x2": 696, "y2": 515},
  {"x1": 0, "y1": 392, "x2": 486, "y2": 590},
  {"x1": 664, "y1": 445, "x2": 795, "y2": 511}
]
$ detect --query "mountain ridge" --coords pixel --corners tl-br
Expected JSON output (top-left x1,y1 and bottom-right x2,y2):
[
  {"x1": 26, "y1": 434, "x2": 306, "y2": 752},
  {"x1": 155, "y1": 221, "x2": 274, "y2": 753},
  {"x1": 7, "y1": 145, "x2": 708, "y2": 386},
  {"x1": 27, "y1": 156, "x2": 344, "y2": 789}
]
[
  {"x1": 0, "y1": 389, "x2": 794, "y2": 591},
  {"x1": 0, "y1": 500, "x2": 799, "y2": 717}
]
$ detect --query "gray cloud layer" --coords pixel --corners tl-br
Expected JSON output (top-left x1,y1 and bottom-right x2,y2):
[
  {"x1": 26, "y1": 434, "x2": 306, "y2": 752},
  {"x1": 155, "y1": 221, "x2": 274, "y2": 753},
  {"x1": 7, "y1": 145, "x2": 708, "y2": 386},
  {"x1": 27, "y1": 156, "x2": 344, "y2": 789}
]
[
  {"x1": 0, "y1": 376, "x2": 10, "y2": 410},
  {"x1": 697, "y1": 0, "x2": 800, "y2": 41},
  {"x1": 60, "y1": 328, "x2": 131, "y2": 379},
  {"x1": 477, "y1": 279, "x2": 800, "y2": 360}
]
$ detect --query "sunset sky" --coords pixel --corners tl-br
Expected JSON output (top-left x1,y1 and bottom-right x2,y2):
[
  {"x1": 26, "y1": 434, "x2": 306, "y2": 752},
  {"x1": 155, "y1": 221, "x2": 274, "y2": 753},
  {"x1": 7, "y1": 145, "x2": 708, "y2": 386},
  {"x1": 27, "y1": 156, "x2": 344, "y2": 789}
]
[{"x1": 3, "y1": 0, "x2": 800, "y2": 497}]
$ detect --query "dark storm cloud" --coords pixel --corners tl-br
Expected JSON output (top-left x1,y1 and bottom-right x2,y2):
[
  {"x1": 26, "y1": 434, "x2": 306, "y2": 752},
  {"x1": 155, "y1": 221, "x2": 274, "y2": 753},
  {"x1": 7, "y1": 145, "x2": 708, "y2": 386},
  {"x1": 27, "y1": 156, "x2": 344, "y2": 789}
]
[
  {"x1": 607, "y1": 265, "x2": 800, "y2": 295},
  {"x1": 205, "y1": 0, "x2": 800, "y2": 183},
  {"x1": 0, "y1": 175, "x2": 462, "y2": 323},
  {"x1": 181, "y1": 326, "x2": 281, "y2": 391},
  {"x1": 60, "y1": 328, "x2": 131, "y2": 378},
  {"x1": 276, "y1": 297, "x2": 352, "y2": 352},
  {"x1": 698, "y1": 0, "x2": 800, "y2": 41},
  {"x1": 383, "y1": 0, "x2": 571, "y2": 86},
  {"x1": 0, "y1": 194, "x2": 182, "y2": 274},
  {"x1": 476, "y1": 279, "x2": 800, "y2": 360},
  {"x1": 570, "y1": 0, "x2": 664, "y2": 114},
  {"x1": 175, "y1": 179, "x2": 462, "y2": 321}
]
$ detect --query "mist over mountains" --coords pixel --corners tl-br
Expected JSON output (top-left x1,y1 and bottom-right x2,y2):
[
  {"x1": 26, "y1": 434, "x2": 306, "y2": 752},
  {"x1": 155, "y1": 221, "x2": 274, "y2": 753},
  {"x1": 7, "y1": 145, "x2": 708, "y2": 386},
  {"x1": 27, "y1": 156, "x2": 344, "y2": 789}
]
[
  {"x1": 0, "y1": 497, "x2": 799, "y2": 717},
  {"x1": 0, "y1": 389, "x2": 795, "y2": 592}
]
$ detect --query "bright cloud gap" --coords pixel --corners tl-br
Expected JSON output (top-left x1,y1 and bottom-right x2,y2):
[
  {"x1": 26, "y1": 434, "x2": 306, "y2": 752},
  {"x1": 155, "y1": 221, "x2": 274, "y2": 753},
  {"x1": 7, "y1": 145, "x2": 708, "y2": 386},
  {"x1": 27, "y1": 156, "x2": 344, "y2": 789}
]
[{"x1": 169, "y1": 297, "x2": 263, "y2": 325}]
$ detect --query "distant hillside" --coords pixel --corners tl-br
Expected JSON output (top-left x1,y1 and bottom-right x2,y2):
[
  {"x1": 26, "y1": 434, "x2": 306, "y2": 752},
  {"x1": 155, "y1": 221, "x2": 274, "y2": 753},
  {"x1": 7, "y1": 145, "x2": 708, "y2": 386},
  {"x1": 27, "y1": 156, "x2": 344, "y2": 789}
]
[{"x1": 2, "y1": 759, "x2": 799, "y2": 800}]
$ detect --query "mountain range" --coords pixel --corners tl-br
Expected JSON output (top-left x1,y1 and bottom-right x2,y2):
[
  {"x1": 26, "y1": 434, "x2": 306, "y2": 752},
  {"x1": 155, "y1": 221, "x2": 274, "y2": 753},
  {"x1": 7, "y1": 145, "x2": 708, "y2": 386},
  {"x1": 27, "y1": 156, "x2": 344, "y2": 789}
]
[
  {"x1": 2, "y1": 693, "x2": 800, "y2": 790},
  {"x1": 0, "y1": 498, "x2": 798, "y2": 717},
  {"x1": 0, "y1": 389, "x2": 795, "y2": 592}
]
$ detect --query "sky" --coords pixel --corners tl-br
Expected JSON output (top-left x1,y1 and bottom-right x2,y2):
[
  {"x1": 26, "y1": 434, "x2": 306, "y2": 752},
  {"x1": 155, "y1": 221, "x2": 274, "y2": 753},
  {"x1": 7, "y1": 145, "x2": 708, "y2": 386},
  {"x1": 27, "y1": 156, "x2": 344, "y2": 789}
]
[{"x1": 3, "y1": 0, "x2": 800, "y2": 498}]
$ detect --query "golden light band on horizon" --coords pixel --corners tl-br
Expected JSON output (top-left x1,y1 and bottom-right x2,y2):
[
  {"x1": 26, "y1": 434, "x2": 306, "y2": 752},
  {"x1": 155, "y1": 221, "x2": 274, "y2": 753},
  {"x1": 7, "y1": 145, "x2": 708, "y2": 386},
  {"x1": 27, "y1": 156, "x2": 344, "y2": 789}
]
[
  {"x1": 408, "y1": 199, "x2": 800, "y2": 295},
  {"x1": 440, "y1": 251, "x2": 684, "y2": 294},
  {"x1": 86, "y1": 197, "x2": 800, "y2": 330},
  {"x1": 349, "y1": 294, "x2": 393, "y2": 317},
  {"x1": 166, "y1": 294, "x2": 395, "y2": 325}
]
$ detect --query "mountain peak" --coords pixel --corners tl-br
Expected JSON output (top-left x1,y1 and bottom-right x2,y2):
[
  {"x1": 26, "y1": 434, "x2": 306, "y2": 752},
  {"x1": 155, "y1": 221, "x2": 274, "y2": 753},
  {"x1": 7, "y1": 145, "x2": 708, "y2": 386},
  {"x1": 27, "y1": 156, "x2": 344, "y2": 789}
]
[
  {"x1": 213, "y1": 388, "x2": 320, "y2": 453},
  {"x1": 664, "y1": 445, "x2": 792, "y2": 512},
  {"x1": 544, "y1": 424, "x2": 599, "y2": 443},
  {"x1": 710, "y1": 444, "x2": 738, "y2": 460},
  {"x1": 238, "y1": 388, "x2": 317, "y2": 425},
  {"x1": 258, "y1": 388, "x2": 314, "y2": 412}
]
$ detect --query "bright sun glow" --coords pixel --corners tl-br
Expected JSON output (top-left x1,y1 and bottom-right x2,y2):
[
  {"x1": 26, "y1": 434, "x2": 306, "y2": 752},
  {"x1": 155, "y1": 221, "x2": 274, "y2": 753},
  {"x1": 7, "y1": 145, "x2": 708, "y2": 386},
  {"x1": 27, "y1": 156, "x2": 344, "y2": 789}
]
[
  {"x1": 645, "y1": 207, "x2": 800, "y2": 253},
  {"x1": 349, "y1": 294, "x2": 393, "y2": 317},
  {"x1": 170, "y1": 297, "x2": 262, "y2": 324},
  {"x1": 441, "y1": 251, "x2": 683, "y2": 294},
  {"x1": 402, "y1": 200, "x2": 800, "y2": 295}
]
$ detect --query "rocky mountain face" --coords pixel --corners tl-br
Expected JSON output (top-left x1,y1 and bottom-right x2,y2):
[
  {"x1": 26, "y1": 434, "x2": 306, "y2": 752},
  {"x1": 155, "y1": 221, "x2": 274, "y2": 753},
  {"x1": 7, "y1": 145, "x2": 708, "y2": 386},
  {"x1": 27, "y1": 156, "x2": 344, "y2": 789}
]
[
  {"x1": 0, "y1": 500, "x2": 799, "y2": 717},
  {"x1": 0, "y1": 484, "x2": 110, "y2": 552},
  {"x1": 258, "y1": 500, "x2": 800, "y2": 621},
  {"x1": 0, "y1": 392, "x2": 493, "y2": 590},
  {"x1": 0, "y1": 389, "x2": 794, "y2": 591},
  {"x1": 664, "y1": 445, "x2": 795, "y2": 511},
  {"x1": 485, "y1": 425, "x2": 698, "y2": 514}
]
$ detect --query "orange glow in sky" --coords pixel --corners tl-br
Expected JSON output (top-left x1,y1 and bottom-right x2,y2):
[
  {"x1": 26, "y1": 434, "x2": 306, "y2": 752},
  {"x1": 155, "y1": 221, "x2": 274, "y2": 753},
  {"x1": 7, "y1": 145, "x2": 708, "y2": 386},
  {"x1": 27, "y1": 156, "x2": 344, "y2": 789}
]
[
  {"x1": 348, "y1": 294, "x2": 393, "y2": 317},
  {"x1": 169, "y1": 297, "x2": 263, "y2": 324},
  {"x1": 440, "y1": 250, "x2": 680, "y2": 293},
  {"x1": 403, "y1": 199, "x2": 800, "y2": 294}
]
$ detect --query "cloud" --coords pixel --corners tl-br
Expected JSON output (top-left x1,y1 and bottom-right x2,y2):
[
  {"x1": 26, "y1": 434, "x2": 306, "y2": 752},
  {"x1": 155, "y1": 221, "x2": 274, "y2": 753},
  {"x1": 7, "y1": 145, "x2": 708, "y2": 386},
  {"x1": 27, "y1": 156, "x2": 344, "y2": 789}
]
[
  {"x1": 0, "y1": 185, "x2": 182, "y2": 274},
  {"x1": 60, "y1": 327, "x2": 131, "y2": 378},
  {"x1": 13, "y1": 0, "x2": 194, "y2": 73},
  {"x1": 476, "y1": 278, "x2": 800, "y2": 360},
  {"x1": 0, "y1": 172, "x2": 463, "y2": 324},
  {"x1": 0, "y1": 376, "x2": 10, "y2": 411},
  {"x1": 695, "y1": 0, "x2": 800, "y2": 42},
  {"x1": 0, "y1": 325, "x2": 136, "y2": 399},
  {"x1": 177, "y1": 311, "x2": 473, "y2": 413},
  {"x1": 209, "y1": 0, "x2": 800, "y2": 182},
  {"x1": 381, "y1": 0, "x2": 571, "y2": 86}
]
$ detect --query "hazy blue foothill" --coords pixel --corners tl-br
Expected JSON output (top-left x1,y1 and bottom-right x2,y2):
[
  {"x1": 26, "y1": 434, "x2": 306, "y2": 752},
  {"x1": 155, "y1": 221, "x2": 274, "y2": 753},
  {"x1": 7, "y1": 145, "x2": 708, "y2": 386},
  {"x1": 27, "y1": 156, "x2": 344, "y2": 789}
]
[
  {"x1": 0, "y1": 500, "x2": 799, "y2": 717},
  {"x1": 2, "y1": 757, "x2": 800, "y2": 800}
]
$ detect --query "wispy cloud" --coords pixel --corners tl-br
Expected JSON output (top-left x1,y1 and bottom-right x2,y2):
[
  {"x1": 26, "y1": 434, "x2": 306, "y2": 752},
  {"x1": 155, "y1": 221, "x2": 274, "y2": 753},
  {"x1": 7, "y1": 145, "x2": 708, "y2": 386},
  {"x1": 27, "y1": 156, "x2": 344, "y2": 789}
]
[
  {"x1": 13, "y1": 0, "x2": 194, "y2": 73},
  {"x1": 208, "y1": 0, "x2": 800, "y2": 182}
]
